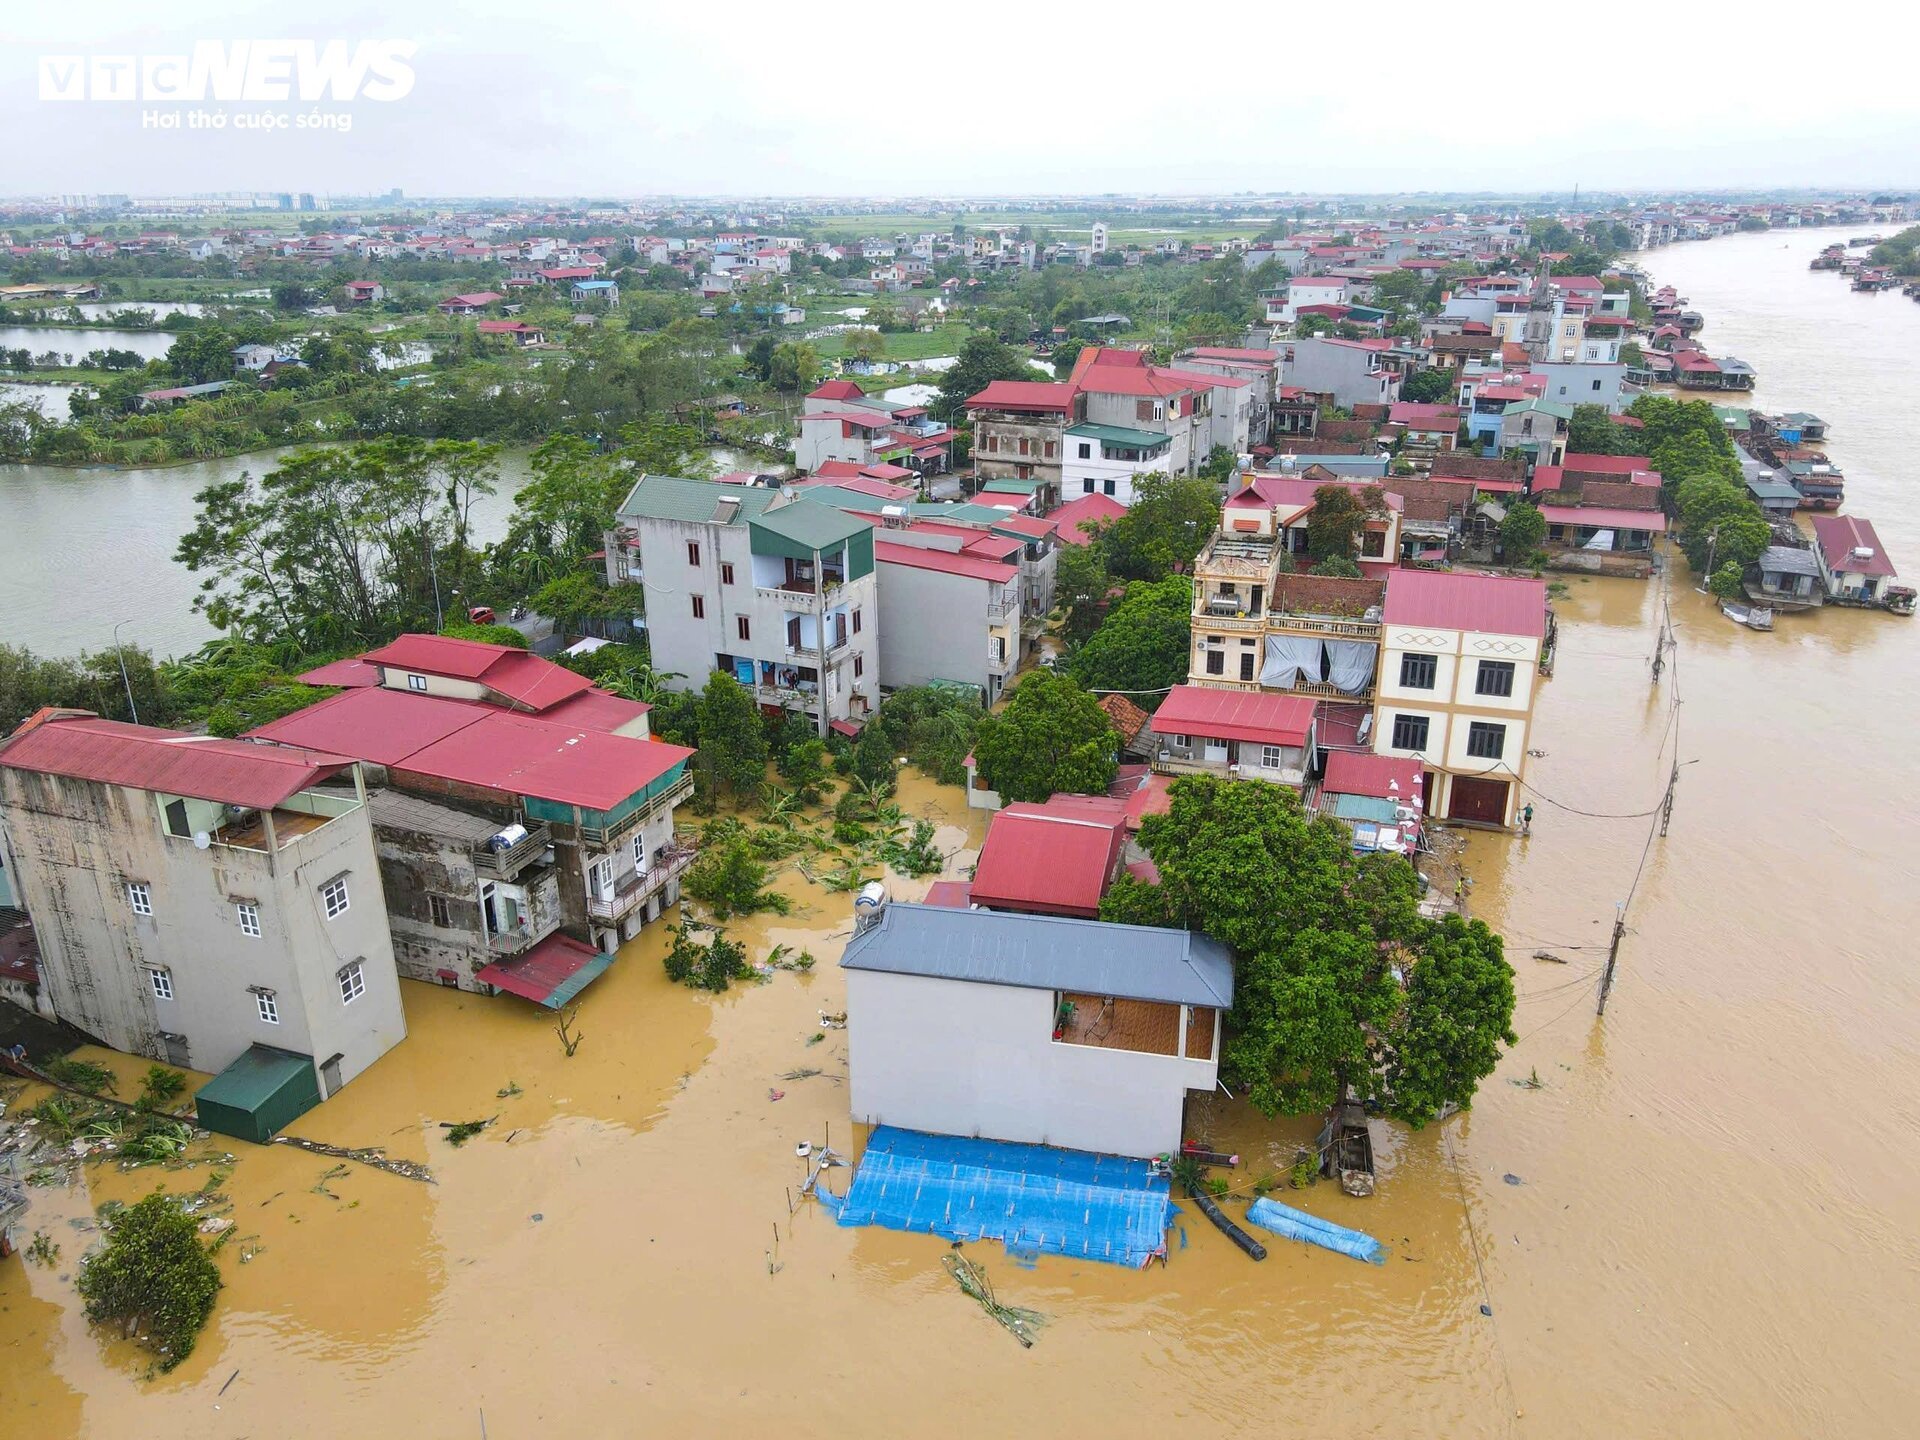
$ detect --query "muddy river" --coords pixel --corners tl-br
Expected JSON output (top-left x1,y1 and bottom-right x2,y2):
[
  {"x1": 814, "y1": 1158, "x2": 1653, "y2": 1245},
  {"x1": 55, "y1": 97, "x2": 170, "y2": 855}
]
[{"x1": 2, "y1": 228, "x2": 1917, "y2": 1437}]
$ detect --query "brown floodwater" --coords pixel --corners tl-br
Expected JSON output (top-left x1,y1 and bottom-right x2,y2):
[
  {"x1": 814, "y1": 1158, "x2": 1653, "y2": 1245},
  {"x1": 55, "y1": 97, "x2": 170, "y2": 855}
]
[{"x1": 5, "y1": 229, "x2": 1919, "y2": 1437}]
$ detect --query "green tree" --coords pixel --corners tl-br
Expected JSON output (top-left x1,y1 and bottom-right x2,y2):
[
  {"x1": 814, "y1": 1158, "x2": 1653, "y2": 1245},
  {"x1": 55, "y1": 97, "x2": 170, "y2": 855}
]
[
  {"x1": 972, "y1": 670, "x2": 1116, "y2": 803},
  {"x1": 1199, "y1": 444, "x2": 1239, "y2": 484},
  {"x1": 768, "y1": 340, "x2": 822, "y2": 393},
  {"x1": 1500, "y1": 500, "x2": 1547, "y2": 558},
  {"x1": 1102, "y1": 473, "x2": 1220, "y2": 581},
  {"x1": 692, "y1": 671, "x2": 769, "y2": 803},
  {"x1": 1069, "y1": 576, "x2": 1192, "y2": 694},
  {"x1": 1305, "y1": 483, "x2": 1382, "y2": 563},
  {"x1": 76, "y1": 1192, "x2": 222, "y2": 1373},
  {"x1": 1102, "y1": 776, "x2": 1515, "y2": 1124},
  {"x1": 1567, "y1": 403, "x2": 1636, "y2": 455},
  {"x1": 1053, "y1": 538, "x2": 1114, "y2": 643},
  {"x1": 1674, "y1": 474, "x2": 1769, "y2": 575},
  {"x1": 1398, "y1": 368, "x2": 1454, "y2": 405},
  {"x1": 931, "y1": 331, "x2": 1035, "y2": 422},
  {"x1": 1309, "y1": 554, "x2": 1362, "y2": 577},
  {"x1": 1708, "y1": 560, "x2": 1746, "y2": 599},
  {"x1": 1049, "y1": 338, "x2": 1085, "y2": 379}
]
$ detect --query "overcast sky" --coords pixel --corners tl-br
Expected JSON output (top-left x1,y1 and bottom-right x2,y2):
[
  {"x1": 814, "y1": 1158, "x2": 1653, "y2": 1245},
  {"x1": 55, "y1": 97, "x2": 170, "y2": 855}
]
[{"x1": 7, "y1": 2, "x2": 1918, "y2": 200}]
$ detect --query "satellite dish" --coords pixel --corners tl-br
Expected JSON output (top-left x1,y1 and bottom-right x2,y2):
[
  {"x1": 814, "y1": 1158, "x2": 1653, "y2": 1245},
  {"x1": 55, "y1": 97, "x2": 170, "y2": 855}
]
[{"x1": 192, "y1": 831, "x2": 211, "y2": 850}]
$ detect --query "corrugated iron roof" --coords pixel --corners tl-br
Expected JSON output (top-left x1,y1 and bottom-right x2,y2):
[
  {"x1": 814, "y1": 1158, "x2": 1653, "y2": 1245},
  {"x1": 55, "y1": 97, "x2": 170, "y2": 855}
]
[
  {"x1": 1151, "y1": 686, "x2": 1318, "y2": 747},
  {"x1": 972, "y1": 799, "x2": 1128, "y2": 916},
  {"x1": 1383, "y1": 569, "x2": 1547, "y2": 638},
  {"x1": 840, "y1": 902, "x2": 1232, "y2": 1008},
  {"x1": 477, "y1": 933, "x2": 612, "y2": 1008},
  {"x1": 0, "y1": 713, "x2": 353, "y2": 809}
]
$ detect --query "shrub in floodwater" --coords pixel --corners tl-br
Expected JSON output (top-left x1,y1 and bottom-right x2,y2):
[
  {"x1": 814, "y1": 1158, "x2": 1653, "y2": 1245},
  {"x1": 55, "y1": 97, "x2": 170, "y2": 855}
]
[
  {"x1": 881, "y1": 819, "x2": 943, "y2": 878},
  {"x1": 1289, "y1": 1149, "x2": 1318, "y2": 1190},
  {"x1": 685, "y1": 834, "x2": 791, "y2": 918},
  {"x1": 44, "y1": 1056, "x2": 117, "y2": 1095},
  {"x1": 76, "y1": 1191, "x2": 222, "y2": 1373},
  {"x1": 663, "y1": 924, "x2": 754, "y2": 993},
  {"x1": 137, "y1": 1065, "x2": 188, "y2": 1110}
]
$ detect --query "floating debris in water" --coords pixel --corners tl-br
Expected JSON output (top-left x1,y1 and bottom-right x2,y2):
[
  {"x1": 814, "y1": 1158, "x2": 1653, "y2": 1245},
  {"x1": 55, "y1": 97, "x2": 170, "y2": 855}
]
[{"x1": 942, "y1": 1251, "x2": 1045, "y2": 1348}]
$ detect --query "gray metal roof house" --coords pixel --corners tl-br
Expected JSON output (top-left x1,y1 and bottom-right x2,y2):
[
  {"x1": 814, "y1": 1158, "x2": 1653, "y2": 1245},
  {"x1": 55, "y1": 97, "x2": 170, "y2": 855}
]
[{"x1": 840, "y1": 901, "x2": 1233, "y2": 1158}]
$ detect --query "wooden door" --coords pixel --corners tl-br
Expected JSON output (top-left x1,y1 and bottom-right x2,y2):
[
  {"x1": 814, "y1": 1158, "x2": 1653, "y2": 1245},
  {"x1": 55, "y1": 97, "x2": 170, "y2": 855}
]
[{"x1": 1447, "y1": 775, "x2": 1510, "y2": 826}]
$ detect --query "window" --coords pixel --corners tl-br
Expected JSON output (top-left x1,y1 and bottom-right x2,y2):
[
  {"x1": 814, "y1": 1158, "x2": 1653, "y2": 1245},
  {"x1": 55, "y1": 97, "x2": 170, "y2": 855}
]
[
  {"x1": 1017, "y1": 437, "x2": 1031, "y2": 456},
  {"x1": 853, "y1": 655, "x2": 865, "y2": 678},
  {"x1": 1083, "y1": 479, "x2": 1094, "y2": 493},
  {"x1": 633, "y1": 834, "x2": 650, "y2": 875},
  {"x1": 1136, "y1": 400, "x2": 1153, "y2": 423},
  {"x1": 1475, "y1": 660, "x2": 1516, "y2": 698},
  {"x1": 1361, "y1": 530, "x2": 1385, "y2": 558},
  {"x1": 321, "y1": 877, "x2": 350, "y2": 919},
  {"x1": 1205, "y1": 649, "x2": 1225, "y2": 676},
  {"x1": 691, "y1": 595, "x2": 705, "y2": 620},
  {"x1": 338, "y1": 962, "x2": 366, "y2": 1005},
  {"x1": 737, "y1": 615, "x2": 751, "y2": 641},
  {"x1": 1592, "y1": 378, "x2": 1604, "y2": 391},
  {"x1": 149, "y1": 967, "x2": 173, "y2": 1001},
  {"x1": 687, "y1": 540, "x2": 701, "y2": 566},
  {"x1": 1103, "y1": 479, "x2": 1117, "y2": 496},
  {"x1": 128, "y1": 882, "x2": 152, "y2": 916},
  {"x1": 1172, "y1": 734, "x2": 1189, "y2": 749},
  {"x1": 721, "y1": 561, "x2": 735, "y2": 585},
  {"x1": 1043, "y1": 440, "x2": 1057, "y2": 459},
  {"x1": 163, "y1": 798, "x2": 190, "y2": 837},
  {"x1": 1239, "y1": 651, "x2": 1255, "y2": 681},
  {"x1": 1077, "y1": 442, "x2": 1091, "y2": 459},
  {"x1": 428, "y1": 894, "x2": 451, "y2": 928},
  {"x1": 1261, "y1": 745, "x2": 1283, "y2": 770},
  {"x1": 1399, "y1": 653, "x2": 1437, "y2": 690},
  {"x1": 236, "y1": 902, "x2": 260, "y2": 937},
  {"x1": 1390, "y1": 714, "x2": 1430, "y2": 751},
  {"x1": 407, "y1": 673, "x2": 428, "y2": 691},
  {"x1": 1466, "y1": 721, "x2": 1506, "y2": 760},
  {"x1": 256, "y1": 990, "x2": 280, "y2": 1025},
  {"x1": 852, "y1": 608, "x2": 862, "y2": 634}
]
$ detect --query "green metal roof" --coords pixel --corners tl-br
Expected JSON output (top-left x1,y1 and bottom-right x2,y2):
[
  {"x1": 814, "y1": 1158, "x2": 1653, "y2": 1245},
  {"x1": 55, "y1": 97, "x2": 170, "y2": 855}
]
[
  {"x1": 1746, "y1": 476, "x2": 1801, "y2": 502},
  {"x1": 940, "y1": 503, "x2": 1020, "y2": 522},
  {"x1": 981, "y1": 478, "x2": 1044, "y2": 495},
  {"x1": 194, "y1": 1044, "x2": 320, "y2": 1144},
  {"x1": 1712, "y1": 405, "x2": 1752, "y2": 428},
  {"x1": 1502, "y1": 398, "x2": 1575, "y2": 421},
  {"x1": 1065, "y1": 422, "x2": 1172, "y2": 450},
  {"x1": 615, "y1": 474, "x2": 777, "y2": 525},
  {"x1": 751, "y1": 498, "x2": 872, "y2": 550}
]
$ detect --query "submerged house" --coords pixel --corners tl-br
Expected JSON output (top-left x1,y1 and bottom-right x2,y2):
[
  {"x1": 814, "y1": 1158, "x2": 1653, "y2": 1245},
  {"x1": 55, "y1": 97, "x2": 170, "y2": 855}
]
[{"x1": 841, "y1": 901, "x2": 1232, "y2": 1159}]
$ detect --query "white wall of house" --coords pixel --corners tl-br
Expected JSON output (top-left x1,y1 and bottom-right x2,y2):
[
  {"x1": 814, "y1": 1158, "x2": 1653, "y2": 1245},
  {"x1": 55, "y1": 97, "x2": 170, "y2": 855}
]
[
  {"x1": 1061, "y1": 437, "x2": 1171, "y2": 506},
  {"x1": 872, "y1": 561, "x2": 1015, "y2": 702},
  {"x1": 1373, "y1": 621, "x2": 1540, "y2": 824},
  {"x1": 845, "y1": 968, "x2": 1218, "y2": 1159}
]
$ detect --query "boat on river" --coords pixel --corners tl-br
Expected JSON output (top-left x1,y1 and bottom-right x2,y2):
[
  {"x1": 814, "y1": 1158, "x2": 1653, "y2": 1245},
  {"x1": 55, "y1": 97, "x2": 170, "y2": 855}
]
[
  {"x1": 1722, "y1": 601, "x2": 1775, "y2": 631},
  {"x1": 1316, "y1": 1099, "x2": 1376, "y2": 1197}
]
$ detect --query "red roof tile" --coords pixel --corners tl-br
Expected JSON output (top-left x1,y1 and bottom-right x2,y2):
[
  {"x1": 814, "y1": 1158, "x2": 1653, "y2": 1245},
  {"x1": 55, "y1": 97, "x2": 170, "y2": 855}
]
[
  {"x1": 1811, "y1": 514, "x2": 1897, "y2": 577},
  {"x1": 1, "y1": 713, "x2": 353, "y2": 810},
  {"x1": 296, "y1": 657, "x2": 382, "y2": 688},
  {"x1": 1321, "y1": 752, "x2": 1425, "y2": 804},
  {"x1": 1151, "y1": 686, "x2": 1318, "y2": 747},
  {"x1": 1048, "y1": 493, "x2": 1127, "y2": 543},
  {"x1": 966, "y1": 380, "x2": 1076, "y2": 413}
]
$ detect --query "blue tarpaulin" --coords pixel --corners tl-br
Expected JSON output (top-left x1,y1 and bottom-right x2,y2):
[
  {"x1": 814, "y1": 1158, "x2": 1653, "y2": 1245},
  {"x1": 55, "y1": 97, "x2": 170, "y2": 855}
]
[
  {"x1": 1246, "y1": 1197, "x2": 1385, "y2": 1264},
  {"x1": 829, "y1": 1126, "x2": 1173, "y2": 1268}
]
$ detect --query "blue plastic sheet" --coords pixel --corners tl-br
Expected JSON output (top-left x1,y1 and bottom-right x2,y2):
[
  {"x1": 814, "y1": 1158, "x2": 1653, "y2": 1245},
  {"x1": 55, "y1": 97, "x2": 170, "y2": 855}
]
[
  {"x1": 1246, "y1": 1197, "x2": 1385, "y2": 1265},
  {"x1": 833, "y1": 1126, "x2": 1172, "y2": 1268}
]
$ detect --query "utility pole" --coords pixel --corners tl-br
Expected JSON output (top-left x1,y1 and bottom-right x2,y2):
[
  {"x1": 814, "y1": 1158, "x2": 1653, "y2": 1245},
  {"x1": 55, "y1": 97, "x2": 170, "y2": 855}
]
[
  {"x1": 1659, "y1": 759, "x2": 1680, "y2": 837},
  {"x1": 1597, "y1": 903, "x2": 1627, "y2": 1016},
  {"x1": 111, "y1": 619, "x2": 140, "y2": 725}
]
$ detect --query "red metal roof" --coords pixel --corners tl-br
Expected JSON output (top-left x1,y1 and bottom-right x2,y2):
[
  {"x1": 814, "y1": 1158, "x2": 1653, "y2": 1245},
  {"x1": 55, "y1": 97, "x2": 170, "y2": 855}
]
[
  {"x1": 808, "y1": 379, "x2": 867, "y2": 401},
  {"x1": 971, "y1": 798, "x2": 1128, "y2": 918},
  {"x1": 477, "y1": 933, "x2": 612, "y2": 1008},
  {"x1": 252, "y1": 688, "x2": 483, "y2": 766},
  {"x1": 1811, "y1": 514, "x2": 1897, "y2": 577},
  {"x1": 1383, "y1": 569, "x2": 1547, "y2": 638},
  {"x1": 1049, "y1": 494, "x2": 1127, "y2": 544},
  {"x1": 296, "y1": 657, "x2": 382, "y2": 688},
  {"x1": 1322, "y1": 752, "x2": 1425, "y2": 804},
  {"x1": 0, "y1": 713, "x2": 353, "y2": 809},
  {"x1": 966, "y1": 380, "x2": 1076, "y2": 413},
  {"x1": 1563, "y1": 453, "x2": 1655, "y2": 475},
  {"x1": 992, "y1": 514, "x2": 1058, "y2": 540},
  {"x1": 539, "y1": 687, "x2": 652, "y2": 732},
  {"x1": 874, "y1": 540, "x2": 1017, "y2": 583},
  {"x1": 1536, "y1": 505, "x2": 1668, "y2": 533},
  {"x1": 360, "y1": 634, "x2": 593, "y2": 711},
  {"x1": 920, "y1": 880, "x2": 973, "y2": 909},
  {"x1": 1151, "y1": 686, "x2": 1318, "y2": 747}
]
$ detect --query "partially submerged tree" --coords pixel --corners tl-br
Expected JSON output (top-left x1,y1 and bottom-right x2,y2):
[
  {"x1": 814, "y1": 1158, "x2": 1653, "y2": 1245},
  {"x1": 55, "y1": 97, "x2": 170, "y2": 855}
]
[
  {"x1": 76, "y1": 1191, "x2": 223, "y2": 1373},
  {"x1": 691, "y1": 671, "x2": 769, "y2": 805},
  {"x1": 1069, "y1": 576, "x2": 1192, "y2": 695},
  {"x1": 1100, "y1": 776, "x2": 1516, "y2": 1125}
]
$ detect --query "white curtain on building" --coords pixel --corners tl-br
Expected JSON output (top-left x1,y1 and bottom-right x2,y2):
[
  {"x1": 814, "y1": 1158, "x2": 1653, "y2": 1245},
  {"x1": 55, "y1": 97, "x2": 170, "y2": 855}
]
[
  {"x1": 1325, "y1": 640, "x2": 1375, "y2": 695},
  {"x1": 1260, "y1": 634, "x2": 1324, "y2": 688}
]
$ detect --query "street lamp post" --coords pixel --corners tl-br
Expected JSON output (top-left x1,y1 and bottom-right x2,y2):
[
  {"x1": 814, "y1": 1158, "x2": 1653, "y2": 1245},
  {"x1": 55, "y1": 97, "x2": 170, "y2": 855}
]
[{"x1": 111, "y1": 620, "x2": 140, "y2": 725}]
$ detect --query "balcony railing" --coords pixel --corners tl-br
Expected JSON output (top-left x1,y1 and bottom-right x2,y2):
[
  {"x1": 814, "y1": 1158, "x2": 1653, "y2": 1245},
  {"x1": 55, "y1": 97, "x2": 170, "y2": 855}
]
[
  {"x1": 1268, "y1": 611, "x2": 1383, "y2": 638},
  {"x1": 987, "y1": 644, "x2": 1013, "y2": 674},
  {"x1": 986, "y1": 594, "x2": 1018, "y2": 621},
  {"x1": 586, "y1": 844, "x2": 696, "y2": 921},
  {"x1": 575, "y1": 771, "x2": 694, "y2": 847},
  {"x1": 471, "y1": 821, "x2": 553, "y2": 878},
  {"x1": 1193, "y1": 611, "x2": 1264, "y2": 632},
  {"x1": 484, "y1": 915, "x2": 560, "y2": 955},
  {"x1": 756, "y1": 584, "x2": 823, "y2": 613}
]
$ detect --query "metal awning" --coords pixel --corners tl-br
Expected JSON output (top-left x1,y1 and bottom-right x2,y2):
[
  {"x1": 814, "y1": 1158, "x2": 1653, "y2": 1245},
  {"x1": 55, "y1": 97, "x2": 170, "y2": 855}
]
[{"x1": 478, "y1": 933, "x2": 613, "y2": 1009}]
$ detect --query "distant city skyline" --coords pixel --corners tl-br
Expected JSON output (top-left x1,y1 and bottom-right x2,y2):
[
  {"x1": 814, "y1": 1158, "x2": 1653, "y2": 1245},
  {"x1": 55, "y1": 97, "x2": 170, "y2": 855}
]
[{"x1": 7, "y1": 2, "x2": 1919, "y2": 199}]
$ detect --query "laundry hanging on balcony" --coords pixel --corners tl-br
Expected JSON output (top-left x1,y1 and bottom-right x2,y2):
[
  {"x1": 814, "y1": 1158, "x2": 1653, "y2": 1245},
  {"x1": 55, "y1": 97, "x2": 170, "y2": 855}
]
[
  {"x1": 1324, "y1": 640, "x2": 1375, "y2": 695},
  {"x1": 1259, "y1": 634, "x2": 1324, "y2": 688}
]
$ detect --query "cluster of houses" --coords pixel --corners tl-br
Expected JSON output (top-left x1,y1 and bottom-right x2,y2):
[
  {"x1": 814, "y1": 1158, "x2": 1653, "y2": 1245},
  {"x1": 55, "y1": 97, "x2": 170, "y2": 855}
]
[{"x1": 0, "y1": 636, "x2": 698, "y2": 1142}]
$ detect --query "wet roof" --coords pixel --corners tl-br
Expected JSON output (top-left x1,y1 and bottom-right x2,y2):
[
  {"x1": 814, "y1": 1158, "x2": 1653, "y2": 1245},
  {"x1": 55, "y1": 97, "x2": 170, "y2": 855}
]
[{"x1": 840, "y1": 902, "x2": 1232, "y2": 1008}]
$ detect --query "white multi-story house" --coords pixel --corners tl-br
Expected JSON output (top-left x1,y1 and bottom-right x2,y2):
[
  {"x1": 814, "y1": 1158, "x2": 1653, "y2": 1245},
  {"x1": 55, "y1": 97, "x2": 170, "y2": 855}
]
[
  {"x1": 1061, "y1": 422, "x2": 1174, "y2": 505},
  {"x1": 610, "y1": 476, "x2": 881, "y2": 734},
  {"x1": 0, "y1": 710, "x2": 407, "y2": 1126},
  {"x1": 1371, "y1": 570, "x2": 1550, "y2": 827}
]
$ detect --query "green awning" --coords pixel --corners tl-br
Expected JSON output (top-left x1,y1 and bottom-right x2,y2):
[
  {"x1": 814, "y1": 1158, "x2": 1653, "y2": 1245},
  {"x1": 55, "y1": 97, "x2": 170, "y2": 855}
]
[
  {"x1": 1065, "y1": 422, "x2": 1172, "y2": 450},
  {"x1": 194, "y1": 1045, "x2": 320, "y2": 1144}
]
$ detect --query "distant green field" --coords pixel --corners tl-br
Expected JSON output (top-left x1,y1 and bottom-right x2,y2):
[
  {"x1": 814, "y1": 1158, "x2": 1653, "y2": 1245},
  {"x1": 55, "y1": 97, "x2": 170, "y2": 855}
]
[
  {"x1": 811, "y1": 321, "x2": 976, "y2": 361},
  {"x1": 801, "y1": 211, "x2": 1275, "y2": 247}
]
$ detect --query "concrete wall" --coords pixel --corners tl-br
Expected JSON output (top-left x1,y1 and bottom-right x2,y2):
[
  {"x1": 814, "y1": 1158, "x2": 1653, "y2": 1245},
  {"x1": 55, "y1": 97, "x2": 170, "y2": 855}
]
[
  {"x1": 0, "y1": 770, "x2": 405, "y2": 1093},
  {"x1": 873, "y1": 562, "x2": 996, "y2": 696},
  {"x1": 845, "y1": 968, "x2": 1217, "y2": 1159},
  {"x1": 1537, "y1": 362, "x2": 1626, "y2": 414}
]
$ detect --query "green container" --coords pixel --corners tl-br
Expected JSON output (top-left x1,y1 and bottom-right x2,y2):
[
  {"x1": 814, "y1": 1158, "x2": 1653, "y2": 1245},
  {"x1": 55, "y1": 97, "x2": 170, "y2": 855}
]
[{"x1": 194, "y1": 1045, "x2": 321, "y2": 1144}]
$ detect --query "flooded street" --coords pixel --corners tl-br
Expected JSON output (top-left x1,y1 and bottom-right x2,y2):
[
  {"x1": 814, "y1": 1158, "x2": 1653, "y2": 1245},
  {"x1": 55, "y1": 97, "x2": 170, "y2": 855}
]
[{"x1": 2, "y1": 228, "x2": 1918, "y2": 1438}]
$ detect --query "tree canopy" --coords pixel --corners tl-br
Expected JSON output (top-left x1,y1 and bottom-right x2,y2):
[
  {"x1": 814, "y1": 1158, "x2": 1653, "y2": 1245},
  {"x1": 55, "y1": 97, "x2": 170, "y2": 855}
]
[
  {"x1": 931, "y1": 331, "x2": 1037, "y2": 422},
  {"x1": 1102, "y1": 473, "x2": 1221, "y2": 581},
  {"x1": 1068, "y1": 576, "x2": 1192, "y2": 695},
  {"x1": 76, "y1": 1191, "x2": 223, "y2": 1372},
  {"x1": 1100, "y1": 776, "x2": 1516, "y2": 1124},
  {"x1": 690, "y1": 671, "x2": 769, "y2": 805},
  {"x1": 972, "y1": 670, "x2": 1117, "y2": 804}
]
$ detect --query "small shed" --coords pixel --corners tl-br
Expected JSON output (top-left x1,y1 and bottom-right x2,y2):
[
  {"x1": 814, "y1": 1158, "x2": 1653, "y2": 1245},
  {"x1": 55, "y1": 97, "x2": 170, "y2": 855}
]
[{"x1": 194, "y1": 1045, "x2": 321, "y2": 1143}]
